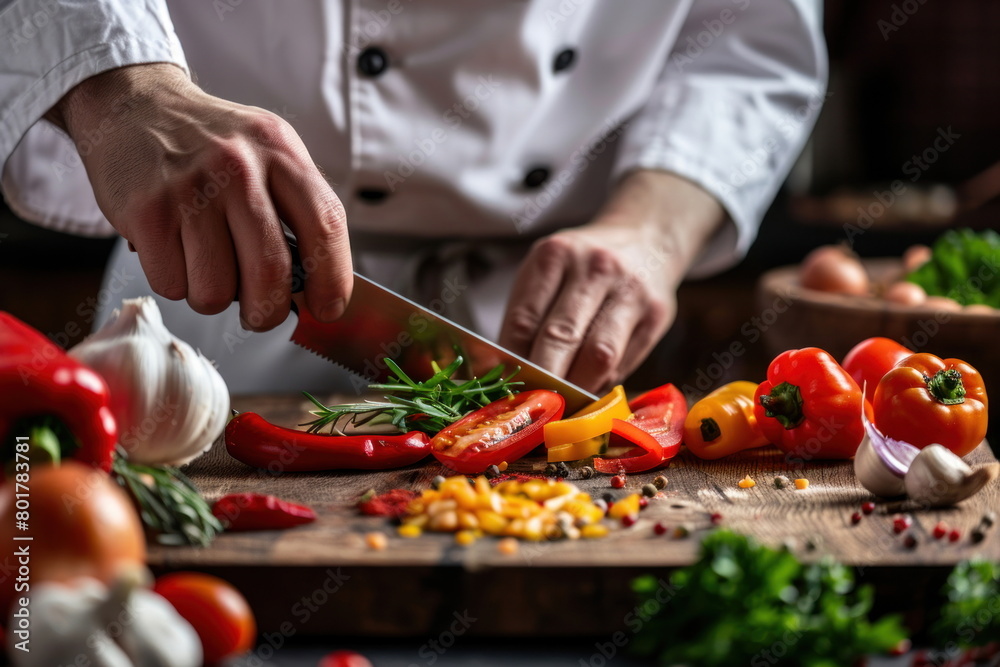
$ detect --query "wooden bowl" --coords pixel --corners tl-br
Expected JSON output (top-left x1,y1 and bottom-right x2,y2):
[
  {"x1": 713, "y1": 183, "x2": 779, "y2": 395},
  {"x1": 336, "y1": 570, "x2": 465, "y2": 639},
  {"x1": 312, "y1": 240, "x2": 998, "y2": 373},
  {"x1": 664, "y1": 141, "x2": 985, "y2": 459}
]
[{"x1": 756, "y1": 259, "x2": 1000, "y2": 382}]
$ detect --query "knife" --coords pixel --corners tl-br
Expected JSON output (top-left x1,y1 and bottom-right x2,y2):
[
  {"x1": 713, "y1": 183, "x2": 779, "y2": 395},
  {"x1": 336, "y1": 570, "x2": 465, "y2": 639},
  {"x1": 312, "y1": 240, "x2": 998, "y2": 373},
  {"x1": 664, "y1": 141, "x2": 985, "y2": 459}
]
[{"x1": 260, "y1": 235, "x2": 598, "y2": 412}]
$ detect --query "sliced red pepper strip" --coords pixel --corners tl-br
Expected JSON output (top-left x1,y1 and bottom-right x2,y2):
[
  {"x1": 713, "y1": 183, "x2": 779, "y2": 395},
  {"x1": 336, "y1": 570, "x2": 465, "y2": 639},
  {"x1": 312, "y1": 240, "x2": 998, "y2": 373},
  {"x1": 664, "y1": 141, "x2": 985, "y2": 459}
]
[
  {"x1": 0, "y1": 312, "x2": 117, "y2": 471},
  {"x1": 212, "y1": 493, "x2": 317, "y2": 531},
  {"x1": 594, "y1": 383, "x2": 687, "y2": 473},
  {"x1": 225, "y1": 412, "x2": 430, "y2": 471},
  {"x1": 594, "y1": 419, "x2": 663, "y2": 473}
]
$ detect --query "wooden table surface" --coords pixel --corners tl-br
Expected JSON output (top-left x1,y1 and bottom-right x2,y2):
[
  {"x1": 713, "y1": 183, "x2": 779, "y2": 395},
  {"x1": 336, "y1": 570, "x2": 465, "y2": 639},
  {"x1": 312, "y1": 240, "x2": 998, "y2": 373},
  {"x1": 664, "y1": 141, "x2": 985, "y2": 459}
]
[{"x1": 146, "y1": 393, "x2": 1000, "y2": 638}]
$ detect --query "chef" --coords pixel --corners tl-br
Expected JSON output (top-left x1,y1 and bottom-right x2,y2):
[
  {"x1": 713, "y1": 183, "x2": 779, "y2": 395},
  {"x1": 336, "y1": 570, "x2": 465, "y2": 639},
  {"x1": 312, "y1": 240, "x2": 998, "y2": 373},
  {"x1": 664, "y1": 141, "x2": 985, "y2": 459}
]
[{"x1": 0, "y1": 0, "x2": 827, "y2": 393}]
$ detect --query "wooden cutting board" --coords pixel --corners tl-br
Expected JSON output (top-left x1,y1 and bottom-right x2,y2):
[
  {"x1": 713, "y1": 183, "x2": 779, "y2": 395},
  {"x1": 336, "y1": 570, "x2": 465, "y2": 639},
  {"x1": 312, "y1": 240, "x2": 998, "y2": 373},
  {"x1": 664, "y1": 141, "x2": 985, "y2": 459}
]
[{"x1": 146, "y1": 394, "x2": 1000, "y2": 638}]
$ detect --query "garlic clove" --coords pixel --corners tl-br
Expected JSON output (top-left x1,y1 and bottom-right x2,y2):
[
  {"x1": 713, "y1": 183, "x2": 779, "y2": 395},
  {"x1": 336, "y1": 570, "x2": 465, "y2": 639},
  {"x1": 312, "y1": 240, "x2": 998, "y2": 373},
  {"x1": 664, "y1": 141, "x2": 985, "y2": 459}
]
[
  {"x1": 904, "y1": 444, "x2": 999, "y2": 508},
  {"x1": 854, "y1": 432, "x2": 908, "y2": 497}
]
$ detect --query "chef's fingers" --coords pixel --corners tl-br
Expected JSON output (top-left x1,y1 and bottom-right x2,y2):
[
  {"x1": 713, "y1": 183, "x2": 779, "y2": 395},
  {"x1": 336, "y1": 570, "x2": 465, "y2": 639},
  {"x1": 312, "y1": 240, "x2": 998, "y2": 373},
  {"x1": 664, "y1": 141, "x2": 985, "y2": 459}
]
[
  {"x1": 499, "y1": 236, "x2": 571, "y2": 357},
  {"x1": 269, "y1": 150, "x2": 353, "y2": 323},
  {"x1": 616, "y1": 300, "x2": 673, "y2": 381},
  {"x1": 527, "y1": 249, "x2": 624, "y2": 379},
  {"x1": 564, "y1": 281, "x2": 649, "y2": 393},
  {"x1": 131, "y1": 198, "x2": 188, "y2": 302},
  {"x1": 226, "y1": 180, "x2": 293, "y2": 332},
  {"x1": 180, "y1": 201, "x2": 238, "y2": 316}
]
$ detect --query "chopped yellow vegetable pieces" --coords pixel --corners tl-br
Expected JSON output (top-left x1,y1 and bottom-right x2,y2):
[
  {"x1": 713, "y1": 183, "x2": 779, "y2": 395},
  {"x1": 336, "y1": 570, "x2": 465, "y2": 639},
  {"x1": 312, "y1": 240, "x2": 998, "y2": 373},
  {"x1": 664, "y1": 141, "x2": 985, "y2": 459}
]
[
  {"x1": 402, "y1": 475, "x2": 612, "y2": 541},
  {"x1": 738, "y1": 475, "x2": 756, "y2": 489},
  {"x1": 794, "y1": 478, "x2": 809, "y2": 490}
]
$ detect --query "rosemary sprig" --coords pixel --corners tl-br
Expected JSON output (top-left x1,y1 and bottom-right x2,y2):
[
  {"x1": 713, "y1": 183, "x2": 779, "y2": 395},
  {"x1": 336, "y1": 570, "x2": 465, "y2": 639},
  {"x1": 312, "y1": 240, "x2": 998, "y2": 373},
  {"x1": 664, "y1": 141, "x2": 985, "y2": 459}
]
[
  {"x1": 112, "y1": 451, "x2": 222, "y2": 547},
  {"x1": 302, "y1": 356, "x2": 522, "y2": 436}
]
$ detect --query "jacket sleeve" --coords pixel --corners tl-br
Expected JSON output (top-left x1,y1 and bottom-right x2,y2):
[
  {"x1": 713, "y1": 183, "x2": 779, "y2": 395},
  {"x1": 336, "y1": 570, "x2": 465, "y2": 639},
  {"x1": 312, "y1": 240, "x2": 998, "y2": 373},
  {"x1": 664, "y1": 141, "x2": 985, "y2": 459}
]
[
  {"x1": 0, "y1": 0, "x2": 188, "y2": 234},
  {"x1": 612, "y1": 0, "x2": 828, "y2": 277}
]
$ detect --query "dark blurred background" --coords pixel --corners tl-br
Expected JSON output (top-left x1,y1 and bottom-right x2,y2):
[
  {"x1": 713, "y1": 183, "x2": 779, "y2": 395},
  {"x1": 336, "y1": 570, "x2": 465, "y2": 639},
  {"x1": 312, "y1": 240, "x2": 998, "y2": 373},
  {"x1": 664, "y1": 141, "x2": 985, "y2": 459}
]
[{"x1": 1, "y1": 0, "x2": 998, "y2": 441}]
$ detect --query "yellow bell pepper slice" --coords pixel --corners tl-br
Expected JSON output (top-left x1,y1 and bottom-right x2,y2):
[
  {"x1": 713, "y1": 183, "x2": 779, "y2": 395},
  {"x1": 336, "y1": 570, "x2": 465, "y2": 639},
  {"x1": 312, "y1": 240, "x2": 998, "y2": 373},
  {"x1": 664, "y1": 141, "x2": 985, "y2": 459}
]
[
  {"x1": 682, "y1": 381, "x2": 769, "y2": 459},
  {"x1": 544, "y1": 385, "x2": 632, "y2": 461}
]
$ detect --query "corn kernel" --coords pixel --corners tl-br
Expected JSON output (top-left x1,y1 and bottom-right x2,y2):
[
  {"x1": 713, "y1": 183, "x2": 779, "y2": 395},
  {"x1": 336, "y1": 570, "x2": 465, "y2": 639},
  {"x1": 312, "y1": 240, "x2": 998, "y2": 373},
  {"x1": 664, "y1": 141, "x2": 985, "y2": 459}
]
[
  {"x1": 397, "y1": 524, "x2": 422, "y2": 538},
  {"x1": 581, "y1": 524, "x2": 609, "y2": 539},
  {"x1": 476, "y1": 510, "x2": 508, "y2": 535},
  {"x1": 455, "y1": 530, "x2": 477, "y2": 546},
  {"x1": 428, "y1": 510, "x2": 459, "y2": 532},
  {"x1": 365, "y1": 532, "x2": 387, "y2": 550},
  {"x1": 497, "y1": 537, "x2": 519, "y2": 555},
  {"x1": 498, "y1": 461, "x2": 508, "y2": 471},
  {"x1": 794, "y1": 478, "x2": 809, "y2": 490},
  {"x1": 738, "y1": 475, "x2": 756, "y2": 489},
  {"x1": 458, "y1": 510, "x2": 480, "y2": 530},
  {"x1": 609, "y1": 494, "x2": 641, "y2": 519}
]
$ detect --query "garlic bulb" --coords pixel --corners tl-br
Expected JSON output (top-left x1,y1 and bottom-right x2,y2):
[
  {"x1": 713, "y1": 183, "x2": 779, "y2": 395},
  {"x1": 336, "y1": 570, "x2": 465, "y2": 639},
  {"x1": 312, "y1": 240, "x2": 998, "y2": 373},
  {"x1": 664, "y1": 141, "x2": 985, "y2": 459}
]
[
  {"x1": 70, "y1": 297, "x2": 229, "y2": 466},
  {"x1": 904, "y1": 444, "x2": 999, "y2": 508}
]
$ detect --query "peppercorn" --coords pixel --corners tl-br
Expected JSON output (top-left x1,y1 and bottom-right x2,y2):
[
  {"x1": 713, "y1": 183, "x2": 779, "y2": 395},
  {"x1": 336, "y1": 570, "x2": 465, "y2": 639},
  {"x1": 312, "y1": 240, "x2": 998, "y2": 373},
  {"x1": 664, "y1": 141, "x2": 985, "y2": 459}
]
[
  {"x1": 544, "y1": 463, "x2": 558, "y2": 477},
  {"x1": 601, "y1": 492, "x2": 615, "y2": 504},
  {"x1": 621, "y1": 514, "x2": 637, "y2": 528},
  {"x1": 611, "y1": 474, "x2": 626, "y2": 489},
  {"x1": 638, "y1": 496, "x2": 649, "y2": 510},
  {"x1": 773, "y1": 475, "x2": 790, "y2": 489},
  {"x1": 672, "y1": 525, "x2": 690, "y2": 539},
  {"x1": 710, "y1": 512, "x2": 723, "y2": 526},
  {"x1": 861, "y1": 501, "x2": 875, "y2": 515},
  {"x1": 653, "y1": 522, "x2": 668, "y2": 536},
  {"x1": 579, "y1": 466, "x2": 595, "y2": 480},
  {"x1": 903, "y1": 534, "x2": 918, "y2": 550},
  {"x1": 851, "y1": 511, "x2": 862, "y2": 525},
  {"x1": 431, "y1": 475, "x2": 446, "y2": 490},
  {"x1": 641, "y1": 483, "x2": 658, "y2": 498},
  {"x1": 948, "y1": 529, "x2": 961, "y2": 543},
  {"x1": 484, "y1": 464, "x2": 501, "y2": 479},
  {"x1": 982, "y1": 511, "x2": 997, "y2": 528},
  {"x1": 653, "y1": 475, "x2": 668, "y2": 490},
  {"x1": 556, "y1": 462, "x2": 571, "y2": 478},
  {"x1": 971, "y1": 529, "x2": 986, "y2": 544},
  {"x1": 892, "y1": 516, "x2": 912, "y2": 534},
  {"x1": 805, "y1": 538, "x2": 817, "y2": 551},
  {"x1": 932, "y1": 522, "x2": 947, "y2": 540}
]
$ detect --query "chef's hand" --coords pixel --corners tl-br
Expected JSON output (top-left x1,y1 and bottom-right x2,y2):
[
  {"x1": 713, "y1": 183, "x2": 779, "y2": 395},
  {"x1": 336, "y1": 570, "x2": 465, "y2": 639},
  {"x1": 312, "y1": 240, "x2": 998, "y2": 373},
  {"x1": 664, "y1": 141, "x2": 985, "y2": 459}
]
[
  {"x1": 45, "y1": 64, "x2": 352, "y2": 332},
  {"x1": 499, "y1": 170, "x2": 724, "y2": 393}
]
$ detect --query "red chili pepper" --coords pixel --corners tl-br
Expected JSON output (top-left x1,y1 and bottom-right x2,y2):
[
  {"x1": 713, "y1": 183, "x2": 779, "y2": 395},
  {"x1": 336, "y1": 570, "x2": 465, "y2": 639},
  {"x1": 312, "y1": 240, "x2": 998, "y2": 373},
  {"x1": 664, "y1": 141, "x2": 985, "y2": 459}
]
[
  {"x1": 754, "y1": 348, "x2": 868, "y2": 460},
  {"x1": 225, "y1": 412, "x2": 430, "y2": 471},
  {"x1": 211, "y1": 493, "x2": 316, "y2": 531},
  {"x1": 594, "y1": 383, "x2": 687, "y2": 474},
  {"x1": 0, "y1": 312, "x2": 117, "y2": 471}
]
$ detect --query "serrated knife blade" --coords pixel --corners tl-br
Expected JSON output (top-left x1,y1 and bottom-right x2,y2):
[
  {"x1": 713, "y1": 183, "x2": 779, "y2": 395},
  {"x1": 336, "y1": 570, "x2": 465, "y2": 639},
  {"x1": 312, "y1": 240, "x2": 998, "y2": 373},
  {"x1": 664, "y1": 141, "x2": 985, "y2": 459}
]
[
  {"x1": 289, "y1": 273, "x2": 599, "y2": 413},
  {"x1": 256, "y1": 234, "x2": 598, "y2": 412}
]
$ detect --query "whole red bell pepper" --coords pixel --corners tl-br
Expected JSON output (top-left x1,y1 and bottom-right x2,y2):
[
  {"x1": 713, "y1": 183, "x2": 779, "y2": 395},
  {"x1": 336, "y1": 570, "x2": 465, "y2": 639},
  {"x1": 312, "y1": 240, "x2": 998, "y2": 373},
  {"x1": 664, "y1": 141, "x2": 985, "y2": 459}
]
[
  {"x1": 873, "y1": 353, "x2": 988, "y2": 457},
  {"x1": 225, "y1": 412, "x2": 431, "y2": 471},
  {"x1": 211, "y1": 493, "x2": 317, "y2": 531},
  {"x1": 0, "y1": 312, "x2": 117, "y2": 471},
  {"x1": 841, "y1": 337, "x2": 913, "y2": 402},
  {"x1": 594, "y1": 383, "x2": 687, "y2": 473},
  {"x1": 754, "y1": 348, "x2": 867, "y2": 461}
]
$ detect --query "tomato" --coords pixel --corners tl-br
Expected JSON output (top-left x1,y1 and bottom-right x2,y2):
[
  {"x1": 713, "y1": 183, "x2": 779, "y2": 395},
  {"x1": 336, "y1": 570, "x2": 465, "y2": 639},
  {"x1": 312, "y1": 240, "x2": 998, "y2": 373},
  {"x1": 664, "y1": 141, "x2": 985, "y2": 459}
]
[
  {"x1": 841, "y1": 337, "x2": 913, "y2": 402},
  {"x1": 431, "y1": 390, "x2": 565, "y2": 473},
  {"x1": 154, "y1": 572, "x2": 256, "y2": 665},
  {"x1": 0, "y1": 461, "x2": 145, "y2": 615},
  {"x1": 319, "y1": 650, "x2": 374, "y2": 667}
]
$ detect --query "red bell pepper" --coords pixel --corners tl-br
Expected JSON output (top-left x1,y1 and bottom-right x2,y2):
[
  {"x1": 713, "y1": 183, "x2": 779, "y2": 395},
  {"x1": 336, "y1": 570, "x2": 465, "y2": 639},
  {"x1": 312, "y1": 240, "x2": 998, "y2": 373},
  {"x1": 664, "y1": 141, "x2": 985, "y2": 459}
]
[
  {"x1": 225, "y1": 412, "x2": 431, "y2": 471},
  {"x1": 211, "y1": 493, "x2": 317, "y2": 531},
  {"x1": 594, "y1": 383, "x2": 687, "y2": 473},
  {"x1": 754, "y1": 348, "x2": 867, "y2": 460},
  {"x1": 0, "y1": 312, "x2": 117, "y2": 471},
  {"x1": 873, "y1": 353, "x2": 988, "y2": 457},
  {"x1": 841, "y1": 337, "x2": 913, "y2": 402}
]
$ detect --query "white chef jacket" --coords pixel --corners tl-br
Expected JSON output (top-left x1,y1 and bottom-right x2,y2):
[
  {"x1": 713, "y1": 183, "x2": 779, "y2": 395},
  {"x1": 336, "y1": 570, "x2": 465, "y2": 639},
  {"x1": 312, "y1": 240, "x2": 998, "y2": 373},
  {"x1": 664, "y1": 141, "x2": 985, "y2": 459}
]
[{"x1": 0, "y1": 0, "x2": 826, "y2": 393}]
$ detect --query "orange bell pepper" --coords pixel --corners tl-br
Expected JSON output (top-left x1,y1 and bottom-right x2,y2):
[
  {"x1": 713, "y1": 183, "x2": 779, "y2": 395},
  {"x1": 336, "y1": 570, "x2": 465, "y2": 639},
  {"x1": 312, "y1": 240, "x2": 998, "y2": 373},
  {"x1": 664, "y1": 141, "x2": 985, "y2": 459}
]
[
  {"x1": 872, "y1": 353, "x2": 988, "y2": 457},
  {"x1": 683, "y1": 381, "x2": 768, "y2": 460}
]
